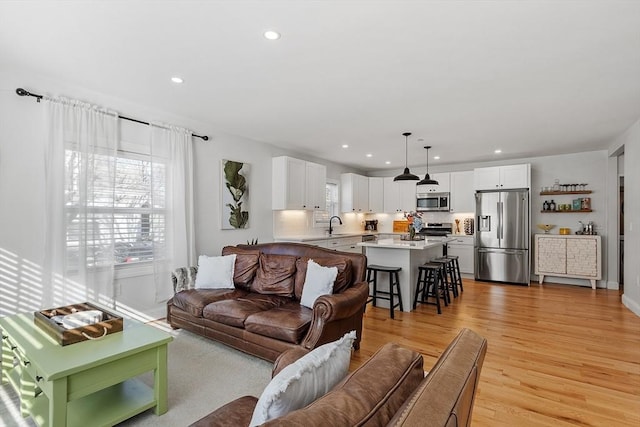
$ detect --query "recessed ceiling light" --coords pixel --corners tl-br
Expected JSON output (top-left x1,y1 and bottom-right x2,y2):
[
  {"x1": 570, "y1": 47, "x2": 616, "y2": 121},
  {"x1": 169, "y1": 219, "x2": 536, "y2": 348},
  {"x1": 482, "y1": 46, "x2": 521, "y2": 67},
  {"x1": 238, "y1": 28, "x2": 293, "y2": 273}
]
[
  {"x1": 366, "y1": 153, "x2": 373, "y2": 158},
  {"x1": 171, "y1": 76, "x2": 183, "y2": 84},
  {"x1": 385, "y1": 161, "x2": 391, "y2": 165},
  {"x1": 434, "y1": 156, "x2": 440, "y2": 160},
  {"x1": 264, "y1": 30, "x2": 281, "y2": 40},
  {"x1": 341, "y1": 144, "x2": 349, "y2": 148},
  {"x1": 494, "y1": 149, "x2": 502, "y2": 154}
]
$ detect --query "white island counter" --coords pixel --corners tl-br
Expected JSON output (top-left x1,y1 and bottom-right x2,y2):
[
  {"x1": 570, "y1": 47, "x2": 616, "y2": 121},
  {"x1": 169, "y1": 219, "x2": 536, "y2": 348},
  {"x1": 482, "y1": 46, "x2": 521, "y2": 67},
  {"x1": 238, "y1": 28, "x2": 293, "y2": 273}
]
[{"x1": 358, "y1": 238, "x2": 453, "y2": 312}]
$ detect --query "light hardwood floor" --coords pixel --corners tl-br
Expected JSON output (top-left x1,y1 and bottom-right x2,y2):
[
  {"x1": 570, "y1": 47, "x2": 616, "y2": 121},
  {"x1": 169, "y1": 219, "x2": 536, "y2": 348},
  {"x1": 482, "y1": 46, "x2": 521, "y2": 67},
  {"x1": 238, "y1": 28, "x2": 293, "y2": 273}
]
[{"x1": 352, "y1": 279, "x2": 640, "y2": 426}]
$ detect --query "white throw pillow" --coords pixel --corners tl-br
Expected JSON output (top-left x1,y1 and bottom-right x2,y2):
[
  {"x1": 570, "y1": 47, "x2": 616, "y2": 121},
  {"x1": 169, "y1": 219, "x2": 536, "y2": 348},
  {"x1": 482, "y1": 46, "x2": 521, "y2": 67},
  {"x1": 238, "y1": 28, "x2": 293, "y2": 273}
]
[
  {"x1": 249, "y1": 330, "x2": 357, "y2": 426},
  {"x1": 194, "y1": 254, "x2": 236, "y2": 289},
  {"x1": 299, "y1": 259, "x2": 338, "y2": 309}
]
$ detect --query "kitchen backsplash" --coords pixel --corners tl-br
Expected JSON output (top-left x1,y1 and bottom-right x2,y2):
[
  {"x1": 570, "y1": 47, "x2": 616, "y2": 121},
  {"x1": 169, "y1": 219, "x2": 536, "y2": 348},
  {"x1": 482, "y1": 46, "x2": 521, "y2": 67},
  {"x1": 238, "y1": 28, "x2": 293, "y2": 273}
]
[{"x1": 273, "y1": 210, "x2": 475, "y2": 237}]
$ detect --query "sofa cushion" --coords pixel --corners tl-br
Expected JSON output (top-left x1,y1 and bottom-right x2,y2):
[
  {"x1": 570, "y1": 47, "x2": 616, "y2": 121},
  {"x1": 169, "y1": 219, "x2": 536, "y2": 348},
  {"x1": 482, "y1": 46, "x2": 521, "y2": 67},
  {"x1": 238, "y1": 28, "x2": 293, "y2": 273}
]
[
  {"x1": 263, "y1": 342, "x2": 424, "y2": 426},
  {"x1": 249, "y1": 331, "x2": 356, "y2": 427},
  {"x1": 172, "y1": 288, "x2": 249, "y2": 318},
  {"x1": 251, "y1": 253, "x2": 297, "y2": 296},
  {"x1": 195, "y1": 254, "x2": 236, "y2": 289},
  {"x1": 294, "y1": 256, "x2": 352, "y2": 299},
  {"x1": 300, "y1": 260, "x2": 337, "y2": 309},
  {"x1": 245, "y1": 302, "x2": 312, "y2": 344},
  {"x1": 203, "y1": 293, "x2": 291, "y2": 328},
  {"x1": 222, "y1": 246, "x2": 261, "y2": 289}
]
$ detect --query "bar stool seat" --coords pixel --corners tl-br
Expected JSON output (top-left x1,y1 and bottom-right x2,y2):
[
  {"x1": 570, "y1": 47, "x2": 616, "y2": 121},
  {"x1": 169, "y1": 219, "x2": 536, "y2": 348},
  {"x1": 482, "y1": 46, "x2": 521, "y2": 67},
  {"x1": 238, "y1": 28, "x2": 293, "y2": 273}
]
[
  {"x1": 430, "y1": 258, "x2": 453, "y2": 303},
  {"x1": 366, "y1": 265, "x2": 403, "y2": 319}
]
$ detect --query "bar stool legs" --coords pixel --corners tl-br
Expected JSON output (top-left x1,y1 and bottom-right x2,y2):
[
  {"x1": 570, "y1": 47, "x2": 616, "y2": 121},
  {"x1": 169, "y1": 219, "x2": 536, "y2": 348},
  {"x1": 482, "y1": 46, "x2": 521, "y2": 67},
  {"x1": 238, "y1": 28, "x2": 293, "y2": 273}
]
[
  {"x1": 366, "y1": 265, "x2": 403, "y2": 319},
  {"x1": 414, "y1": 263, "x2": 443, "y2": 314}
]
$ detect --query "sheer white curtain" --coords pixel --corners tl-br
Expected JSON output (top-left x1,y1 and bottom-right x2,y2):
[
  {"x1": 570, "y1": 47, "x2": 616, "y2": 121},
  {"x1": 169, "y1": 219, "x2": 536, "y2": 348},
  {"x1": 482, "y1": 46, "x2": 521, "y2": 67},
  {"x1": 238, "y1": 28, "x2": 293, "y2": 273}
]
[
  {"x1": 150, "y1": 124, "x2": 195, "y2": 302},
  {"x1": 43, "y1": 97, "x2": 119, "y2": 307}
]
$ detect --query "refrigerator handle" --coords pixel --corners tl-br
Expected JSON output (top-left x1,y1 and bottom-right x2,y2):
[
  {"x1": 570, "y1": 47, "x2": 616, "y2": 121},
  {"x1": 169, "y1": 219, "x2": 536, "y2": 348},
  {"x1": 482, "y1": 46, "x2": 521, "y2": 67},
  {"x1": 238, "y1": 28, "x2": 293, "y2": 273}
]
[{"x1": 497, "y1": 201, "x2": 502, "y2": 240}]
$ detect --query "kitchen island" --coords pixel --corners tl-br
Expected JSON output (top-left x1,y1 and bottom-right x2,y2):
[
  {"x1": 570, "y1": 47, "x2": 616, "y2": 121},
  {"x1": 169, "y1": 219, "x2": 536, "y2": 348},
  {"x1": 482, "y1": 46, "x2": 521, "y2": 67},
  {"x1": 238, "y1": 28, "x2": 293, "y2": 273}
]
[{"x1": 358, "y1": 238, "x2": 452, "y2": 312}]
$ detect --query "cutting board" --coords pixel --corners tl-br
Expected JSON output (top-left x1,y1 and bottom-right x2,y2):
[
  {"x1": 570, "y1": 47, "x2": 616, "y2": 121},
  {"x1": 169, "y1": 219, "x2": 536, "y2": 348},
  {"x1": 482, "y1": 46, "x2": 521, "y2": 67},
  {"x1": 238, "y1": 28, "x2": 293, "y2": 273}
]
[{"x1": 393, "y1": 220, "x2": 409, "y2": 233}]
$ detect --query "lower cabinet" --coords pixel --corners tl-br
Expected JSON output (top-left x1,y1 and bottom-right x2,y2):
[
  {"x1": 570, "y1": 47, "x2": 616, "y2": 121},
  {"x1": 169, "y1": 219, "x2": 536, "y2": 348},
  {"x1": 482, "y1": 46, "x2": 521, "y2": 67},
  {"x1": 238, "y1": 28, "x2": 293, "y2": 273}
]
[
  {"x1": 534, "y1": 234, "x2": 601, "y2": 289},
  {"x1": 327, "y1": 236, "x2": 363, "y2": 254},
  {"x1": 447, "y1": 236, "x2": 474, "y2": 274}
]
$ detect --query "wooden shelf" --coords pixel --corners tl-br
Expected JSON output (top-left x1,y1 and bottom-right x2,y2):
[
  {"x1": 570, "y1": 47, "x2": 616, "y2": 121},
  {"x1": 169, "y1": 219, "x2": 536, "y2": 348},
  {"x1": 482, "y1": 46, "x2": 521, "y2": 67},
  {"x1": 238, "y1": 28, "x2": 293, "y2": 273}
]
[
  {"x1": 540, "y1": 209, "x2": 593, "y2": 213},
  {"x1": 539, "y1": 190, "x2": 592, "y2": 195}
]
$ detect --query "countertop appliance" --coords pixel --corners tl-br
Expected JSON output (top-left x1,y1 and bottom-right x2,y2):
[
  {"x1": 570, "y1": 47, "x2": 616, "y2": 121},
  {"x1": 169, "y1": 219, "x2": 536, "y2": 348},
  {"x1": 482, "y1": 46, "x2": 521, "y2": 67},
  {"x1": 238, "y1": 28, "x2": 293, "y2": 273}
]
[
  {"x1": 416, "y1": 192, "x2": 450, "y2": 212},
  {"x1": 475, "y1": 189, "x2": 530, "y2": 285}
]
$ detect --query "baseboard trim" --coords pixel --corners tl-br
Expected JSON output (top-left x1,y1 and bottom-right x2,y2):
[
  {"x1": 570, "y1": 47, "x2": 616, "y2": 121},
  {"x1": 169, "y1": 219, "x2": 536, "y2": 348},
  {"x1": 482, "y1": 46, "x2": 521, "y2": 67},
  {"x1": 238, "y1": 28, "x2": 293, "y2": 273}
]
[
  {"x1": 607, "y1": 280, "x2": 620, "y2": 290},
  {"x1": 622, "y1": 294, "x2": 640, "y2": 317}
]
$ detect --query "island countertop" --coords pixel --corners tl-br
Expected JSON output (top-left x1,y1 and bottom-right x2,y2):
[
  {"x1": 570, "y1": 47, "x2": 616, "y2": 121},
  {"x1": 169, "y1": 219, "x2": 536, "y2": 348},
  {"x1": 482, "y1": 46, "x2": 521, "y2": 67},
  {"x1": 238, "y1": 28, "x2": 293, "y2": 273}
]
[{"x1": 358, "y1": 237, "x2": 453, "y2": 250}]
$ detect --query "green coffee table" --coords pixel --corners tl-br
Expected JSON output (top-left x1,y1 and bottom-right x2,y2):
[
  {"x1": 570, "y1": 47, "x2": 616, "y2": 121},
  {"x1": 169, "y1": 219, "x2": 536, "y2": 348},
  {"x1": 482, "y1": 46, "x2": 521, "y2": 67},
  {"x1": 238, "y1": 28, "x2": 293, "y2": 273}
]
[{"x1": 1, "y1": 311, "x2": 173, "y2": 427}]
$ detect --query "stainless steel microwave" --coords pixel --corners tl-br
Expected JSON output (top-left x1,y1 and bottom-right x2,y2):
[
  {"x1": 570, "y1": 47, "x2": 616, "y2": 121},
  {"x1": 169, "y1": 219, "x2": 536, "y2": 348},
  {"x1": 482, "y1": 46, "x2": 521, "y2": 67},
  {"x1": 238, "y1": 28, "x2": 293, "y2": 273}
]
[{"x1": 416, "y1": 192, "x2": 450, "y2": 212}]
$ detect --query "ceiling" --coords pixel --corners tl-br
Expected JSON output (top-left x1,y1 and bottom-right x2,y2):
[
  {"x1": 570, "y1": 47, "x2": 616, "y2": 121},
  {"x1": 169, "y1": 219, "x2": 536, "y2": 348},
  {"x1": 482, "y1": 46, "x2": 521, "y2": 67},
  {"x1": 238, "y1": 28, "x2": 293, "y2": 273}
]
[{"x1": 1, "y1": 1, "x2": 639, "y2": 171}]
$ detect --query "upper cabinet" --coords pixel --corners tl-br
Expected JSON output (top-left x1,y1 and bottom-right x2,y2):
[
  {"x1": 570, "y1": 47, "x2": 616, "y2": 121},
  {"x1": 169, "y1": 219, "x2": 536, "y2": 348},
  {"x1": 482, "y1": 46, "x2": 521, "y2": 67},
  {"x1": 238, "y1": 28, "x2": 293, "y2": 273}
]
[
  {"x1": 368, "y1": 177, "x2": 384, "y2": 213},
  {"x1": 341, "y1": 173, "x2": 370, "y2": 212},
  {"x1": 272, "y1": 156, "x2": 327, "y2": 210},
  {"x1": 416, "y1": 173, "x2": 450, "y2": 193},
  {"x1": 474, "y1": 164, "x2": 530, "y2": 190},
  {"x1": 450, "y1": 171, "x2": 475, "y2": 213},
  {"x1": 383, "y1": 178, "x2": 416, "y2": 213}
]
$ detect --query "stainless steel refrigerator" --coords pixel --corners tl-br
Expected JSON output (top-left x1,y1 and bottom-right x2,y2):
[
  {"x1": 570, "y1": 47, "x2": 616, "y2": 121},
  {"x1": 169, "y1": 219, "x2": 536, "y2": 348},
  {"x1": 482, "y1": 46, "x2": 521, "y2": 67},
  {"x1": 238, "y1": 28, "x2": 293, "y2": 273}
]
[{"x1": 474, "y1": 189, "x2": 530, "y2": 285}]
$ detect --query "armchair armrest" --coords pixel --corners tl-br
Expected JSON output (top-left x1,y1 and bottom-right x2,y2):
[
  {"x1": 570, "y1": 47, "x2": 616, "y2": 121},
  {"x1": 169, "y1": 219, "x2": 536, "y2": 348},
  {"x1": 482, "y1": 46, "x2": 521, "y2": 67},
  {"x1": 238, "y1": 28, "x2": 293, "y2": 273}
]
[{"x1": 301, "y1": 281, "x2": 369, "y2": 350}]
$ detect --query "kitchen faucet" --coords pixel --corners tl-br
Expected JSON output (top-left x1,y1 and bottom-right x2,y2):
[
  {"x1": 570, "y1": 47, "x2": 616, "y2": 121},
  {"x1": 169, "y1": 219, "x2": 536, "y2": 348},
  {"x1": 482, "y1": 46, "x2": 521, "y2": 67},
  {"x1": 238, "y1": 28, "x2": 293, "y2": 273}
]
[{"x1": 328, "y1": 215, "x2": 342, "y2": 235}]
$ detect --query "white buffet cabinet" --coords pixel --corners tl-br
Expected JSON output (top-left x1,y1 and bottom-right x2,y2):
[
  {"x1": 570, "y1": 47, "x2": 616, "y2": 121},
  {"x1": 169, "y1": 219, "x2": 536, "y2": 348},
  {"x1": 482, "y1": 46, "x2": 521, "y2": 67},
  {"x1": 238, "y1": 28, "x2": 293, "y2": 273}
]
[{"x1": 534, "y1": 234, "x2": 602, "y2": 289}]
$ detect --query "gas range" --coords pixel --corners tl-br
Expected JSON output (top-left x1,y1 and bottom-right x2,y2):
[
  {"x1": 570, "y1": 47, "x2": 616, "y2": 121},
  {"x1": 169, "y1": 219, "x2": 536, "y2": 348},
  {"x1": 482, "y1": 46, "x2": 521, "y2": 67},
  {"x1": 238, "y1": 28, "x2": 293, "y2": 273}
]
[{"x1": 418, "y1": 222, "x2": 453, "y2": 236}]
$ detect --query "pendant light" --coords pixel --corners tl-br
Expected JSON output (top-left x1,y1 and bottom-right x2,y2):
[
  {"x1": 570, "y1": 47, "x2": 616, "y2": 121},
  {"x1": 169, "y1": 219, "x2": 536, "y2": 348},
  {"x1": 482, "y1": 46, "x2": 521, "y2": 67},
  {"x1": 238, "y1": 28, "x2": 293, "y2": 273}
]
[
  {"x1": 393, "y1": 132, "x2": 419, "y2": 181},
  {"x1": 417, "y1": 146, "x2": 439, "y2": 185}
]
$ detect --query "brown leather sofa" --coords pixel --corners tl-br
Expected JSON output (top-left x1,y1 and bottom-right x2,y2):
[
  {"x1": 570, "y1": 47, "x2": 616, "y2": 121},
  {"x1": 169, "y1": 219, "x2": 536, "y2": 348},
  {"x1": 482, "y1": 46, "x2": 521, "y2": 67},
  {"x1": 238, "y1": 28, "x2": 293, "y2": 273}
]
[
  {"x1": 167, "y1": 242, "x2": 369, "y2": 362},
  {"x1": 190, "y1": 328, "x2": 488, "y2": 427}
]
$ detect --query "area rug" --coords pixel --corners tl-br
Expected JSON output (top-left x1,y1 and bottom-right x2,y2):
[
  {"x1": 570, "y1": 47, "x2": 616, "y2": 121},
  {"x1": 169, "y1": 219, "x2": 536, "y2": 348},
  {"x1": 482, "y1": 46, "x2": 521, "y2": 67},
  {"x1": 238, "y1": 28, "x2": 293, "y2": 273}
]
[{"x1": 0, "y1": 328, "x2": 272, "y2": 427}]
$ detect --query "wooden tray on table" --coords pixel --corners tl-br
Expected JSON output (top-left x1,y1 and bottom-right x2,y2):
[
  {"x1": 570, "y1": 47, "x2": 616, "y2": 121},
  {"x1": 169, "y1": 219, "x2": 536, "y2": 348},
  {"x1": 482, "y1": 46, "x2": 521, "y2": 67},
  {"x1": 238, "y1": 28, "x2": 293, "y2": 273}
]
[{"x1": 34, "y1": 302, "x2": 123, "y2": 346}]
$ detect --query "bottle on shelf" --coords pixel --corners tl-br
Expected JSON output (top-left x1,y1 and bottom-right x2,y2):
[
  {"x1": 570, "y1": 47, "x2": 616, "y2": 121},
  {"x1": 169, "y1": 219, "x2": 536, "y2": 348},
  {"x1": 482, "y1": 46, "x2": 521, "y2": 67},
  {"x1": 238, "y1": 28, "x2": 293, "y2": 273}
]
[
  {"x1": 553, "y1": 179, "x2": 560, "y2": 192},
  {"x1": 543, "y1": 200, "x2": 549, "y2": 211},
  {"x1": 549, "y1": 200, "x2": 556, "y2": 211}
]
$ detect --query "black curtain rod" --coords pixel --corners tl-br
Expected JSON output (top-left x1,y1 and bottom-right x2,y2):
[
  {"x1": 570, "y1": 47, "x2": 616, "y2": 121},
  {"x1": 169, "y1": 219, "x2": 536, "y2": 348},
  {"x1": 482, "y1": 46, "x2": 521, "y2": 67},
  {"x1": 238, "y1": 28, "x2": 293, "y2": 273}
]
[{"x1": 15, "y1": 88, "x2": 209, "y2": 141}]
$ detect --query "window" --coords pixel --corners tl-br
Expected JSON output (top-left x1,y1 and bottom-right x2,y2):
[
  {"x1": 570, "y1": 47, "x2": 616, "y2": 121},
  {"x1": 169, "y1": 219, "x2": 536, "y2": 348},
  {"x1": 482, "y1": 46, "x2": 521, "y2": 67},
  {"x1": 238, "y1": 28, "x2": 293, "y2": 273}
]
[{"x1": 65, "y1": 149, "x2": 165, "y2": 269}]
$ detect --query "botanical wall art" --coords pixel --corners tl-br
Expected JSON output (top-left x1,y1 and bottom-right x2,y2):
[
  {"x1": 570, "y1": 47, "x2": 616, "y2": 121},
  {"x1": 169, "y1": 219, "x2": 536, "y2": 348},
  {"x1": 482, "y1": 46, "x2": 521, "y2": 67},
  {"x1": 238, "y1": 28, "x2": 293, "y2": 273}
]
[{"x1": 221, "y1": 159, "x2": 250, "y2": 229}]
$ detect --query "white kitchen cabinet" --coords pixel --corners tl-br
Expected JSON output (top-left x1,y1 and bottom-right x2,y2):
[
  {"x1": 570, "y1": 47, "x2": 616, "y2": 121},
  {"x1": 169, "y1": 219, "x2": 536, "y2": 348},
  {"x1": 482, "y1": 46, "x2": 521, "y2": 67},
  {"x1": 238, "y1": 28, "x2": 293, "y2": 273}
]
[
  {"x1": 305, "y1": 161, "x2": 327, "y2": 210},
  {"x1": 341, "y1": 173, "x2": 369, "y2": 213},
  {"x1": 327, "y1": 236, "x2": 363, "y2": 254},
  {"x1": 416, "y1": 172, "x2": 450, "y2": 193},
  {"x1": 474, "y1": 164, "x2": 530, "y2": 190},
  {"x1": 272, "y1": 156, "x2": 326, "y2": 210},
  {"x1": 383, "y1": 177, "x2": 416, "y2": 213},
  {"x1": 447, "y1": 235, "x2": 474, "y2": 274},
  {"x1": 449, "y1": 171, "x2": 475, "y2": 213},
  {"x1": 534, "y1": 234, "x2": 601, "y2": 289},
  {"x1": 367, "y1": 177, "x2": 384, "y2": 213}
]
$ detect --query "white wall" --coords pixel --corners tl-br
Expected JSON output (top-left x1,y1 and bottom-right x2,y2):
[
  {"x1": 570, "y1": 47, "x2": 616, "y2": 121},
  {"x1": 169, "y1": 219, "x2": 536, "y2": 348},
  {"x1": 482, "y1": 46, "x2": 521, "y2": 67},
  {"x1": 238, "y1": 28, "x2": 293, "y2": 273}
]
[{"x1": 0, "y1": 69, "x2": 360, "y2": 318}]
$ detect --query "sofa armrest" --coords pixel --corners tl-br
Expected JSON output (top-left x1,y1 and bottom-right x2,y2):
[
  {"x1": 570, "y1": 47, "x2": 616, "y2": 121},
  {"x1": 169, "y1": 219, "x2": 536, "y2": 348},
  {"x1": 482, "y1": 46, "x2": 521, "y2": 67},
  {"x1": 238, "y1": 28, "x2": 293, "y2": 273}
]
[
  {"x1": 301, "y1": 280, "x2": 369, "y2": 349},
  {"x1": 272, "y1": 347, "x2": 310, "y2": 378},
  {"x1": 171, "y1": 266, "x2": 198, "y2": 293},
  {"x1": 188, "y1": 395, "x2": 258, "y2": 427}
]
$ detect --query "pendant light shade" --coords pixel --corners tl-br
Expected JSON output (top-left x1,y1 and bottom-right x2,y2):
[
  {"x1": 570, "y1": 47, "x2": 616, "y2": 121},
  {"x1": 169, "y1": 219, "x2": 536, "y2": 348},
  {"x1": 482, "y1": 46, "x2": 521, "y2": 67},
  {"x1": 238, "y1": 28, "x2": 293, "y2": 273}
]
[
  {"x1": 417, "y1": 146, "x2": 439, "y2": 185},
  {"x1": 394, "y1": 132, "x2": 419, "y2": 181}
]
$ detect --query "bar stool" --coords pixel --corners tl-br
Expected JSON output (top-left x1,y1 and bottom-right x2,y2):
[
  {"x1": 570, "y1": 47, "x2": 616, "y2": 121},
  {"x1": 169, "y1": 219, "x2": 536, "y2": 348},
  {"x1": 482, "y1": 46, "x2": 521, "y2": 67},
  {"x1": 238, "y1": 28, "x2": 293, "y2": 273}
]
[
  {"x1": 429, "y1": 257, "x2": 458, "y2": 304},
  {"x1": 414, "y1": 262, "x2": 445, "y2": 314},
  {"x1": 432, "y1": 257, "x2": 458, "y2": 299},
  {"x1": 366, "y1": 265, "x2": 403, "y2": 319},
  {"x1": 444, "y1": 255, "x2": 464, "y2": 294}
]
